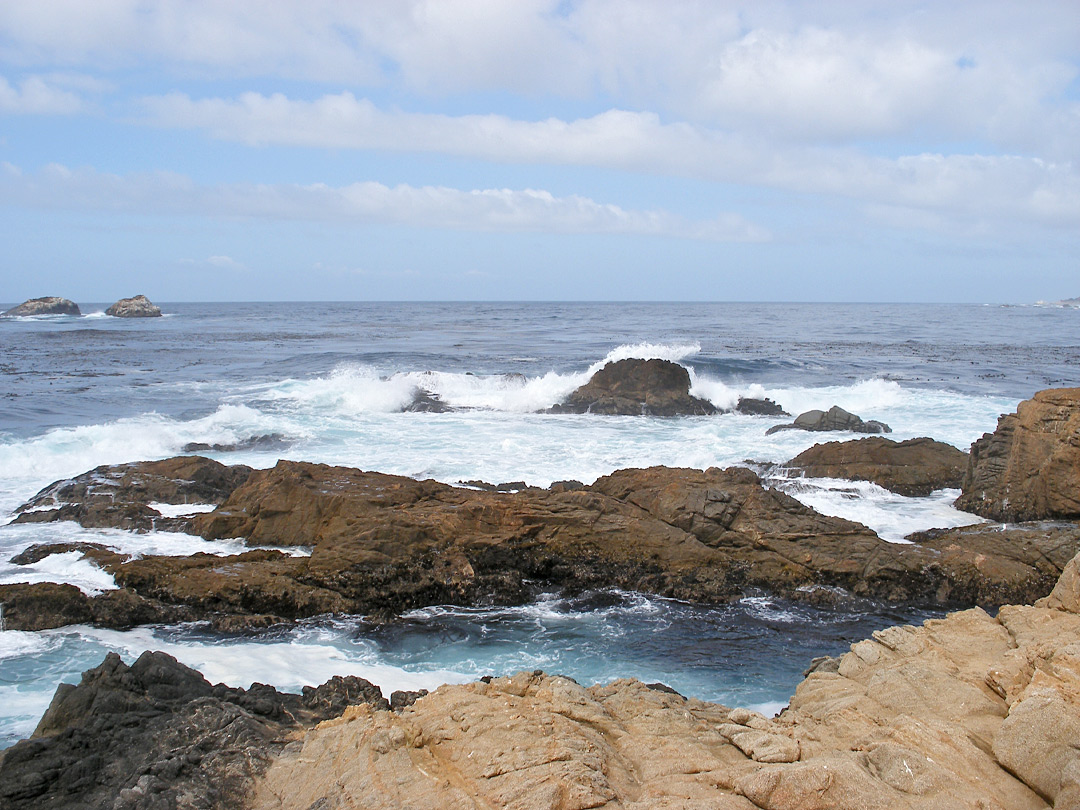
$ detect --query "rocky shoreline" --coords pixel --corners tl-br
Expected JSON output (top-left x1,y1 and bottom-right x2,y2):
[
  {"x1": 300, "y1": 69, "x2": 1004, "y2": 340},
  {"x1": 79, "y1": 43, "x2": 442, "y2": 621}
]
[{"x1": 2, "y1": 387, "x2": 1079, "y2": 807}]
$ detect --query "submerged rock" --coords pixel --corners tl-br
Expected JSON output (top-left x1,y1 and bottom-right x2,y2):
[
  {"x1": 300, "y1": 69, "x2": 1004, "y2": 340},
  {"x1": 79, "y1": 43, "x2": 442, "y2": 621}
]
[
  {"x1": 784, "y1": 436, "x2": 968, "y2": 496},
  {"x1": 182, "y1": 433, "x2": 292, "y2": 453},
  {"x1": 766, "y1": 405, "x2": 891, "y2": 435},
  {"x1": 549, "y1": 358, "x2": 717, "y2": 415},
  {"x1": 0, "y1": 651, "x2": 389, "y2": 810},
  {"x1": 105, "y1": 294, "x2": 162, "y2": 317},
  {"x1": 955, "y1": 387, "x2": 1080, "y2": 522},
  {"x1": 2, "y1": 297, "x2": 80, "y2": 316}
]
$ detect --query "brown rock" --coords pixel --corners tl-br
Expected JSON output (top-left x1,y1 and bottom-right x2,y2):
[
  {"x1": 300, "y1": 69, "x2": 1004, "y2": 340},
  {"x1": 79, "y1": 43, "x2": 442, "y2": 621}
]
[
  {"x1": 105, "y1": 294, "x2": 162, "y2": 317},
  {"x1": 2, "y1": 296, "x2": 80, "y2": 316},
  {"x1": 784, "y1": 436, "x2": 969, "y2": 496},
  {"x1": 12, "y1": 455, "x2": 253, "y2": 532},
  {"x1": 955, "y1": 387, "x2": 1080, "y2": 521},
  {"x1": 549, "y1": 358, "x2": 717, "y2": 415}
]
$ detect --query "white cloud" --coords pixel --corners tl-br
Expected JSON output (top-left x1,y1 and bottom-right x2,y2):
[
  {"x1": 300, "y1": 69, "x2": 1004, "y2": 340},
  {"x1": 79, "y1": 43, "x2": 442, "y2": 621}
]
[
  {"x1": 0, "y1": 163, "x2": 768, "y2": 242},
  {"x1": 0, "y1": 74, "x2": 88, "y2": 114},
  {"x1": 140, "y1": 92, "x2": 1080, "y2": 231}
]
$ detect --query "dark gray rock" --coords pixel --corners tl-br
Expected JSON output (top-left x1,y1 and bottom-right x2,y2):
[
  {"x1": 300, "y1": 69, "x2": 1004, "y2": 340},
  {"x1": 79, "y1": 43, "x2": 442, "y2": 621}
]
[
  {"x1": 766, "y1": 405, "x2": 890, "y2": 435},
  {"x1": 735, "y1": 397, "x2": 789, "y2": 416}
]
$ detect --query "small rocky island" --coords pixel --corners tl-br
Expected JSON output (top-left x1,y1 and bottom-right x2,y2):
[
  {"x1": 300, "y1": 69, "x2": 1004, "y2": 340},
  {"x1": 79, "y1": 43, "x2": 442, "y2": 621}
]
[
  {"x1": 106, "y1": 295, "x2": 162, "y2": 317},
  {"x1": 2, "y1": 297, "x2": 80, "y2": 316}
]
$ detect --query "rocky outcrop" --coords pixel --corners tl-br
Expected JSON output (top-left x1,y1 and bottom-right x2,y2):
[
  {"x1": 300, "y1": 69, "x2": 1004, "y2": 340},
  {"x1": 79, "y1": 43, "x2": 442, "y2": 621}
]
[
  {"x1": 181, "y1": 433, "x2": 292, "y2": 453},
  {"x1": 9, "y1": 458, "x2": 1080, "y2": 630},
  {"x1": 784, "y1": 436, "x2": 968, "y2": 496},
  {"x1": 248, "y1": 554, "x2": 1080, "y2": 809},
  {"x1": 955, "y1": 387, "x2": 1080, "y2": 522},
  {"x1": 766, "y1": 405, "x2": 891, "y2": 435},
  {"x1": 0, "y1": 651, "x2": 389, "y2": 810},
  {"x1": 2, "y1": 297, "x2": 80, "y2": 316},
  {"x1": 549, "y1": 358, "x2": 717, "y2": 415},
  {"x1": 12, "y1": 455, "x2": 254, "y2": 532},
  {"x1": 736, "y1": 397, "x2": 789, "y2": 416},
  {"x1": 105, "y1": 294, "x2": 162, "y2": 317}
]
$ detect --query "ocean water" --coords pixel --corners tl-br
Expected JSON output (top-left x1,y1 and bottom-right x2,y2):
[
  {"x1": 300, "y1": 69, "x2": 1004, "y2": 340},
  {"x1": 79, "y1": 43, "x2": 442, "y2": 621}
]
[{"x1": 1, "y1": 301, "x2": 1077, "y2": 748}]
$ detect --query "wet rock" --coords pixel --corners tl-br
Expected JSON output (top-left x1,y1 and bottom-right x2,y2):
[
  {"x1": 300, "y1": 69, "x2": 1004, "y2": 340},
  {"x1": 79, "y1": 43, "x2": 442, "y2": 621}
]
[
  {"x1": 12, "y1": 455, "x2": 254, "y2": 532},
  {"x1": 766, "y1": 405, "x2": 891, "y2": 435},
  {"x1": 181, "y1": 433, "x2": 292, "y2": 453},
  {"x1": 955, "y1": 387, "x2": 1080, "y2": 521},
  {"x1": 736, "y1": 397, "x2": 789, "y2": 416},
  {"x1": 784, "y1": 436, "x2": 968, "y2": 496},
  {"x1": 548, "y1": 357, "x2": 717, "y2": 416},
  {"x1": 2, "y1": 297, "x2": 80, "y2": 316},
  {"x1": 0, "y1": 651, "x2": 389, "y2": 810},
  {"x1": 105, "y1": 294, "x2": 162, "y2": 317},
  {"x1": 0, "y1": 583, "x2": 92, "y2": 630},
  {"x1": 390, "y1": 689, "x2": 429, "y2": 711},
  {"x1": 402, "y1": 388, "x2": 453, "y2": 412}
]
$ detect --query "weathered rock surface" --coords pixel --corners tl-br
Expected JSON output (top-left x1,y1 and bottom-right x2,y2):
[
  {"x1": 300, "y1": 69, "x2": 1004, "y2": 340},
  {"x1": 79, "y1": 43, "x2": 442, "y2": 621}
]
[
  {"x1": 783, "y1": 436, "x2": 969, "y2": 496},
  {"x1": 549, "y1": 358, "x2": 717, "y2": 415},
  {"x1": 105, "y1": 294, "x2": 162, "y2": 317},
  {"x1": 956, "y1": 387, "x2": 1080, "y2": 522},
  {"x1": 10, "y1": 458, "x2": 1080, "y2": 630},
  {"x1": 736, "y1": 397, "x2": 789, "y2": 417},
  {"x1": 182, "y1": 433, "x2": 292, "y2": 453},
  {"x1": 0, "y1": 651, "x2": 389, "y2": 810},
  {"x1": 12, "y1": 455, "x2": 254, "y2": 532},
  {"x1": 250, "y1": 555, "x2": 1080, "y2": 809},
  {"x1": 2, "y1": 296, "x2": 80, "y2": 316},
  {"x1": 766, "y1": 405, "x2": 891, "y2": 436}
]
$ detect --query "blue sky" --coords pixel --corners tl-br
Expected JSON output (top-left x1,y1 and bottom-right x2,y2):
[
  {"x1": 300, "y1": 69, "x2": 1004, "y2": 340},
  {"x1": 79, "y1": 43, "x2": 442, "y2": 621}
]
[{"x1": 1, "y1": 1, "x2": 1077, "y2": 302}]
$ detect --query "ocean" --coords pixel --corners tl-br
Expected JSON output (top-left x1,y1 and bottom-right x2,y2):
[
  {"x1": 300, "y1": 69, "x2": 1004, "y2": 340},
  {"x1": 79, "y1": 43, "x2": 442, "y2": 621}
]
[{"x1": 1, "y1": 301, "x2": 1077, "y2": 749}]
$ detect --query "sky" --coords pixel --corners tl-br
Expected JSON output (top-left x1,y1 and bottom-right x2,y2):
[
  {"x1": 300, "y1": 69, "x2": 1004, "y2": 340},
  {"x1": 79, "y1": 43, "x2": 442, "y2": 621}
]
[{"x1": 0, "y1": 1, "x2": 1078, "y2": 303}]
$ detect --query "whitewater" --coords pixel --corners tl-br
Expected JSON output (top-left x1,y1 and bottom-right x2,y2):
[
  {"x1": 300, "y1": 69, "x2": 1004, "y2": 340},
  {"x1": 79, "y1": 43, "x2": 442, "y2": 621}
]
[{"x1": 1, "y1": 301, "x2": 1077, "y2": 748}]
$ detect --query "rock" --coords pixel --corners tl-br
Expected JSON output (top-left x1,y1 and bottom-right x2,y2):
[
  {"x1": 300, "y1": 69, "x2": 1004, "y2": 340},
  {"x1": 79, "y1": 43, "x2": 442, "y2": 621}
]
[
  {"x1": 181, "y1": 433, "x2": 292, "y2": 453},
  {"x1": 0, "y1": 651, "x2": 389, "y2": 810},
  {"x1": 403, "y1": 387, "x2": 453, "y2": 412},
  {"x1": 784, "y1": 436, "x2": 969, "y2": 496},
  {"x1": 549, "y1": 358, "x2": 717, "y2": 416},
  {"x1": 2, "y1": 297, "x2": 80, "y2": 316},
  {"x1": 0, "y1": 580, "x2": 193, "y2": 631},
  {"x1": 736, "y1": 397, "x2": 789, "y2": 416},
  {"x1": 11, "y1": 458, "x2": 1080, "y2": 630},
  {"x1": 955, "y1": 387, "x2": 1080, "y2": 521},
  {"x1": 247, "y1": 554, "x2": 1080, "y2": 809},
  {"x1": 766, "y1": 405, "x2": 891, "y2": 435},
  {"x1": 12, "y1": 455, "x2": 253, "y2": 532},
  {"x1": 105, "y1": 294, "x2": 162, "y2": 317}
]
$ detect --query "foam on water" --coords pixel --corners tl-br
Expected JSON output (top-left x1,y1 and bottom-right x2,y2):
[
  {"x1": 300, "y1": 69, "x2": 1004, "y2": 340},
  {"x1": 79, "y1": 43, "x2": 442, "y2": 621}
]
[{"x1": 0, "y1": 551, "x2": 115, "y2": 594}]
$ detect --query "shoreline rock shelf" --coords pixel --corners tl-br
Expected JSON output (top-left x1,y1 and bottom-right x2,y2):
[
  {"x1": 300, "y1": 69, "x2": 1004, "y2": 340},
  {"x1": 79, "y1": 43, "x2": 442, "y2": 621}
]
[{"x1": 4, "y1": 552, "x2": 1079, "y2": 809}]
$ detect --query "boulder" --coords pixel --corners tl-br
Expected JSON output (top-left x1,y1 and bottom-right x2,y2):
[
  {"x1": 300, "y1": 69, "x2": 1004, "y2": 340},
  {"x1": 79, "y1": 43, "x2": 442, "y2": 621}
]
[
  {"x1": 766, "y1": 405, "x2": 891, "y2": 435},
  {"x1": 2, "y1": 297, "x2": 80, "y2": 316},
  {"x1": 181, "y1": 433, "x2": 292, "y2": 453},
  {"x1": 549, "y1": 358, "x2": 717, "y2": 415},
  {"x1": 736, "y1": 397, "x2": 789, "y2": 416},
  {"x1": 0, "y1": 651, "x2": 389, "y2": 810},
  {"x1": 784, "y1": 436, "x2": 968, "y2": 496},
  {"x1": 105, "y1": 294, "x2": 162, "y2": 317},
  {"x1": 955, "y1": 387, "x2": 1080, "y2": 521}
]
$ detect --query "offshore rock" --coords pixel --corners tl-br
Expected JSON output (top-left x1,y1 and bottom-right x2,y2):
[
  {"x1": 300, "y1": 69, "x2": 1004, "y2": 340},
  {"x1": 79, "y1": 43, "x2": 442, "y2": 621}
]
[
  {"x1": 955, "y1": 387, "x2": 1080, "y2": 521},
  {"x1": 250, "y1": 555, "x2": 1080, "y2": 809},
  {"x1": 12, "y1": 455, "x2": 254, "y2": 532},
  {"x1": 182, "y1": 432, "x2": 292, "y2": 453},
  {"x1": 0, "y1": 651, "x2": 389, "y2": 810},
  {"x1": 10, "y1": 458, "x2": 1080, "y2": 629},
  {"x1": 2, "y1": 296, "x2": 80, "y2": 316},
  {"x1": 784, "y1": 436, "x2": 968, "y2": 496},
  {"x1": 766, "y1": 405, "x2": 891, "y2": 435},
  {"x1": 548, "y1": 358, "x2": 717, "y2": 415},
  {"x1": 105, "y1": 294, "x2": 162, "y2": 317},
  {"x1": 736, "y1": 397, "x2": 789, "y2": 416}
]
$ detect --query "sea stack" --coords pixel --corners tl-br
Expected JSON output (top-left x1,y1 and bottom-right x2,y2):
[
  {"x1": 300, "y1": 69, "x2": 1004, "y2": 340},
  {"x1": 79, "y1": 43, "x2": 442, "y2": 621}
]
[
  {"x1": 105, "y1": 295, "x2": 162, "y2": 317},
  {"x1": 2, "y1": 297, "x2": 80, "y2": 316},
  {"x1": 549, "y1": 358, "x2": 717, "y2": 416}
]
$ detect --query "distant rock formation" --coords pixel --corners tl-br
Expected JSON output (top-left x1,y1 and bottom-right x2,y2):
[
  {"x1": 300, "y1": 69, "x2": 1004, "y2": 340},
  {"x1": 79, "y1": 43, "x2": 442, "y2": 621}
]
[
  {"x1": 955, "y1": 387, "x2": 1080, "y2": 521},
  {"x1": 182, "y1": 433, "x2": 292, "y2": 453},
  {"x1": 784, "y1": 436, "x2": 968, "y2": 496},
  {"x1": 735, "y1": 397, "x2": 789, "y2": 416},
  {"x1": 105, "y1": 294, "x2": 162, "y2": 317},
  {"x1": 549, "y1": 358, "x2": 717, "y2": 415},
  {"x1": 2, "y1": 297, "x2": 80, "y2": 316},
  {"x1": 766, "y1": 405, "x2": 891, "y2": 435}
]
